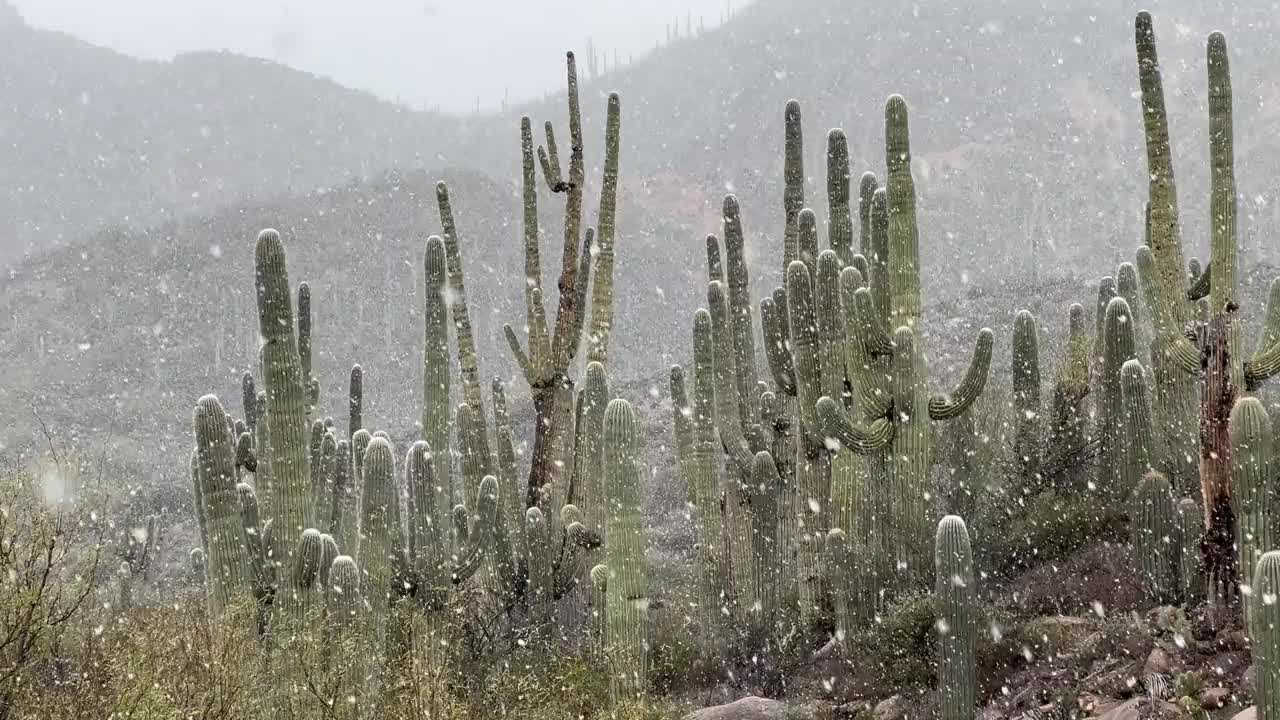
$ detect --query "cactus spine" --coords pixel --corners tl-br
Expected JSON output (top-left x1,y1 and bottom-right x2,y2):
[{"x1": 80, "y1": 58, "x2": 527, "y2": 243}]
[{"x1": 936, "y1": 515, "x2": 976, "y2": 720}]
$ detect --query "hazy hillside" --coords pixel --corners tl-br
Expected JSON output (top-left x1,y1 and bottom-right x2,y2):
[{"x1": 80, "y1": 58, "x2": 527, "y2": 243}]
[
  {"x1": 488, "y1": 0, "x2": 1280, "y2": 293},
  {"x1": 8, "y1": 0, "x2": 1280, "y2": 478},
  {"x1": 0, "y1": 6, "x2": 475, "y2": 259}
]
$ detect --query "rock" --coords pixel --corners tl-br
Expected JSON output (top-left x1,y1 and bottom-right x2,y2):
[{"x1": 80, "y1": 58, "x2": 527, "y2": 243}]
[
  {"x1": 1199, "y1": 687, "x2": 1231, "y2": 709},
  {"x1": 1143, "y1": 646, "x2": 1172, "y2": 676},
  {"x1": 1207, "y1": 650, "x2": 1252, "y2": 680},
  {"x1": 1087, "y1": 697, "x2": 1181, "y2": 720},
  {"x1": 872, "y1": 695, "x2": 909, "y2": 720},
  {"x1": 684, "y1": 696, "x2": 810, "y2": 720},
  {"x1": 1089, "y1": 697, "x2": 1140, "y2": 720},
  {"x1": 1231, "y1": 708, "x2": 1256, "y2": 720},
  {"x1": 1242, "y1": 664, "x2": 1257, "y2": 698}
]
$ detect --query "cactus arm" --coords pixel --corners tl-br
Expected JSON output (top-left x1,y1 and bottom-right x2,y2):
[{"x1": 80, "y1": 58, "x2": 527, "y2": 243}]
[
  {"x1": 723, "y1": 194, "x2": 761, "y2": 426},
  {"x1": 760, "y1": 295, "x2": 797, "y2": 395},
  {"x1": 705, "y1": 235, "x2": 723, "y2": 284},
  {"x1": 782, "y1": 100, "x2": 804, "y2": 268},
  {"x1": 583, "y1": 92, "x2": 621, "y2": 365},
  {"x1": 929, "y1": 328, "x2": 995, "y2": 420},
  {"x1": 1136, "y1": 246, "x2": 1201, "y2": 374},
  {"x1": 519, "y1": 117, "x2": 551, "y2": 362},
  {"x1": 538, "y1": 120, "x2": 565, "y2": 191},
  {"x1": 816, "y1": 397, "x2": 893, "y2": 452},
  {"x1": 1187, "y1": 263, "x2": 1211, "y2": 301},
  {"x1": 787, "y1": 261, "x2": 823, "y2": 433},
  {"x1": 1136, "y1": 11, "x2": 1190, "y2": 328},
  {"x1": 297, "y1": 281, "x2": 312, "y2": 390},
  {"x1": 568, "y1": 228, "x2": 594, "y2": 359},
  {"x1": 858, "y1": 172, "x2": 878, "y2": 259},
  {"x1": 436, "y1": 181, "x2": 483, "y2": 409},
  {"x1": 853, "y1": 286, "x2": 893, "y2": 356},
  {"x1": 697, "y1": 298, "x2": 753, "y2": 475},
  {"x1": 504, "y1": 324, "x2": 533, "y2": 380},
  {"x1": 1247, "y1": 342, "x2": 1280, "y2": 389},
  {"x1": 837, "y1": 276, "x2": 890, "y2": 419},
  {"x1": 348, "y1": 364, "x2": 363, "y2": 439},
  {"x1": 1255, "y1": 279, "x2": 1280, "y2": 351},
  {"x1": 827, "y1": 129, "x2": 854, "y2": 268}
]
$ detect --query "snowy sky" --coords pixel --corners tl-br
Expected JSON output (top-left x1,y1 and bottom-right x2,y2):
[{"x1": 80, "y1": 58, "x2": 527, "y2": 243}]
[{"x1": 11, "y1": 0, "x2": 745, "y2": 112}]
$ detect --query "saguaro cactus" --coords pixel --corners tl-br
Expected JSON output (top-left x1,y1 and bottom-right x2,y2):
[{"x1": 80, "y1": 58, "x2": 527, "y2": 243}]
[
  {"x1": 935, "y1": 515, "x2": 976, "y2": 720},
  {"x1": 1011, "y1": 310, "x2": 1042, "y2": 492},
  {"x1": 1231, "y1": 397, "x2": 1272, "y2": 627},
  {"x1": 1048, "y1": 304, "x2": 1090, "y2": 490},
  {"x1": 1251, "y1": 551, "x2": 1280, "y2": 718},
  {"x1": 255, "y1": 229, "x2": 313, "y2": 551},
  {"x1": 506, "y1": 53, "x2": 622, "y2": 512},
  {"x1": 602, "y1": 398, "x2": 648, "y2": 698},
  {"x1": 816, "y1": 95, "x2": 993, "y2": 586},
  {"x1": 1133, "y1": 20, "x2": 1280, "y2": 601},
  {"x1": 1097, "y1": 297, "x2": 1137, "y2": 500},
  {"x1": 1131, "y1": 471, "x2": 1177, "y2": 603},
  {"x1": 193, "y1": 395, "x2": 252, "y2": 621}
]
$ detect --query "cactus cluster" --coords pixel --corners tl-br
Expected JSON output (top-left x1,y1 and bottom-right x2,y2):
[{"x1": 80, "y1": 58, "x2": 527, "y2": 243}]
[{"x1": 179, "y1": 52, "x2": 651, "y2": 714}]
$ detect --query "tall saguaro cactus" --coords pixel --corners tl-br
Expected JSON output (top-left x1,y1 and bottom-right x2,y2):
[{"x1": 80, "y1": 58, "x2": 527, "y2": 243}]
[
  {"x1": 1252, "y1": 551, "x2": 1280, "y2": 718},
  {"x1": 1133, "y1": 18, "x2": 1280, "y2": 604},
  {"x1": 817, "y1": 96, "x2": 994, "y2": 585},
  {"x1": 255, "y1": 229, "x2": 314, "y2": 557},
  {"x1": 506, "y1": 53, "x2": 622, "y2": 512}
]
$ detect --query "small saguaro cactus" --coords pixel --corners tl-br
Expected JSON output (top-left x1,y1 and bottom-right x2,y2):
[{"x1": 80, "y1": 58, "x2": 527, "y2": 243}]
[
  {"x1": 935, "y1": 515, "x2": 977, "y2": 720},
  {"x1": 1011, "y1": 310, "x2": 1042, "y2": 493},
  {"x1": 1250, "y1": 550, "x2": 1280, "y2": 718},
  {"x1": 1230, "y1": 397, "x2": 1272, "y2": 628},
  {"x1": 1097, "y1": 297, "x2": 1137, "y2": 500},
  {"x1": 1048, "y1": 303, "x2": 1090, "y2": 490},
  {"x1": 1131, "y1": 471, "x2": 1177, "y2": 603},
  {"x1": 1119, "y1": 359, "x2": 1155, "y2": 497},
  {"x1": 602, "y1": 398, "x2": 648, "y2": 699},
  {"x1": 193, "y1": 395, "x2": 252, "y2": 621}
]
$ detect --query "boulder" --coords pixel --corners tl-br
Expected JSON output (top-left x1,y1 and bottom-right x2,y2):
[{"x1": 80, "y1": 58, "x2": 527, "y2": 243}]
[
  {"x1": 1199, "y1": 687, "x2": 1231, "y2": 709},
  {"x1": 1231, "y1": 708, "x2": 1255, "y2": 720},
  {"x1": 683, "y1": 696, "x2": 817, "y2": 720}
]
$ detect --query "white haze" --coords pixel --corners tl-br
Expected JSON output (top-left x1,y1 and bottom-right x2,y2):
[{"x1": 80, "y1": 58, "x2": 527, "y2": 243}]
[{"x1": 12, "y1": 0, "x2": 745, "y2": 112}]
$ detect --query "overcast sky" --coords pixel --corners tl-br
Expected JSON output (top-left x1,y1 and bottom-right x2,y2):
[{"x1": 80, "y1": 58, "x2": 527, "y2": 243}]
[{"x1": 12, "y1": 0, "x2": 745, "y2": 112}]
